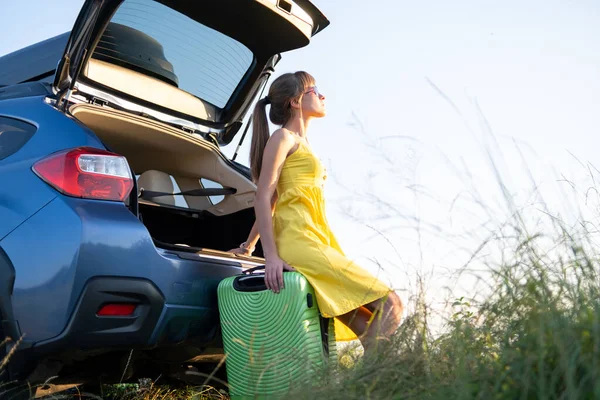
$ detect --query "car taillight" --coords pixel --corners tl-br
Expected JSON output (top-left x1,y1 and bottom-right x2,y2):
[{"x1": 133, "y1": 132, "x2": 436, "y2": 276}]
[{"x1": 33, "y1": 147, "x2": 133, "y2": 202}]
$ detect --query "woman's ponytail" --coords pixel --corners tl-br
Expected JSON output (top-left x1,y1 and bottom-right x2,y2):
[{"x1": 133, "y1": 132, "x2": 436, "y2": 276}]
[{"x1": 249, "y1": 97, "x2": 271, "y2": 183}]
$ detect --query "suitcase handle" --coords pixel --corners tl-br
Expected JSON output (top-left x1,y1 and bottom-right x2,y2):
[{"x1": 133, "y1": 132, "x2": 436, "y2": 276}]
[
  {"x1": 235, "y1": 265, "x2": 293, "y2": 291},
  {"x1": 242, "y1": 265, "x2": 266, "y2": 275},
  {"x1": 242, "y1": 265, "x2": 296, "y2": 275},
  {"x1": 233, "y1": 274, "x2": 268, "y2": 292}
]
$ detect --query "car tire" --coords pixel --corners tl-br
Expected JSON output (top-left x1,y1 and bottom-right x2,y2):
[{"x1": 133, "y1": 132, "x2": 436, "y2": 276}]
[{"x1": 0, "y1": 312, "x2": 32, "y2": 400}]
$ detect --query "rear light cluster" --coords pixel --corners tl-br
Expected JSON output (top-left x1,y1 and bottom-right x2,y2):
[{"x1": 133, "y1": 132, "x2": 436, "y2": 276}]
[{"x1": 33, "y1": 147, "x2": 134, "y2": 202}]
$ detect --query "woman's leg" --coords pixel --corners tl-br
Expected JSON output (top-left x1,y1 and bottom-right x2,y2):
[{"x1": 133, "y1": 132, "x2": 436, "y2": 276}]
[
  {"x1": 336, "y1": 306, "x2": 374, "y2": 351},
  {"x1": 363, "y1": 291, "x2": 403, "y2": 339},
  {"x1": 337, "y1": 292, "x2": 403, "y2": 354}
]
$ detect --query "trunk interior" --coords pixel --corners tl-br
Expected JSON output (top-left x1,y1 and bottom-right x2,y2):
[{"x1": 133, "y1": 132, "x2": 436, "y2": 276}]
[
  {"x1": 69, "y1": 103, "x2": 264, "y2": 259},
  {"x1": 141, "y1": 204, "x2": 263, "y2": 258}
]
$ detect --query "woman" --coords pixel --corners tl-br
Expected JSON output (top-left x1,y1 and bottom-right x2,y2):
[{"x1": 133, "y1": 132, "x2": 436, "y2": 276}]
[{"x1": 230, "y1": 71, "x2": 403, "y2": 353}]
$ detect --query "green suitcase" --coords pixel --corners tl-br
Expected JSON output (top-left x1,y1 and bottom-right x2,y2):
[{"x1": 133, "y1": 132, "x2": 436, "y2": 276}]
[{"x1": 217, "y1": 267, "x2": 337, "y2": 399}]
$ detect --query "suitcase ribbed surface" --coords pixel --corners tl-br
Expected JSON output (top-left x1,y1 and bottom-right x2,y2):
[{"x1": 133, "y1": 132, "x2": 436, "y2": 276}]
[{"x1": 218, "y1": 271, "x2": 336, "y2": 399}]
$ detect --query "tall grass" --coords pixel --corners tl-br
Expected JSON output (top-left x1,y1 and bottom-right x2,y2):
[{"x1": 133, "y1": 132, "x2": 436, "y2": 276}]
[{"x1": 314, "y1": 244, "x2": 599, "y2": 398}]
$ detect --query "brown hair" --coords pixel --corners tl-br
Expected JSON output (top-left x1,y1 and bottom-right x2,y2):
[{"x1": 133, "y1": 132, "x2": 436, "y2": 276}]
[{"x1": 250, "y1": 71, "x2": 315, "y2": 182}]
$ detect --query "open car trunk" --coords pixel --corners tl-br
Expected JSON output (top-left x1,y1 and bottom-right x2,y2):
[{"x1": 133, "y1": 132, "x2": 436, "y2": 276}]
[
  {"x1": 57, "y1": 0, "x2": 329, "y2": 263},
  {"x1": 70, "y1": 103, "x2": 265, "y2": 259}
]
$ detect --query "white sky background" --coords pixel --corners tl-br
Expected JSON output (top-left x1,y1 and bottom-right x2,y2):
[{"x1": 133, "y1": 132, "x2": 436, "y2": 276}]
[{"x1": 2, "y1": 0, "x2": 600, "y2": 329}]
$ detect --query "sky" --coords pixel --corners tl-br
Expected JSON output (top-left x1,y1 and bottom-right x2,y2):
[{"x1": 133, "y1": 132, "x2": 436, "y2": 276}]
[{"x1": 2, "y1": 0, "x2": 600, "y2": 326}]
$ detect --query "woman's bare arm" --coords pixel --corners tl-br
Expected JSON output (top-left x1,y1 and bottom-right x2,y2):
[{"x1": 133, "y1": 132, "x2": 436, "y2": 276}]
[{"x1": 229, "y1": 193, "x2": 278, "y2": 255}]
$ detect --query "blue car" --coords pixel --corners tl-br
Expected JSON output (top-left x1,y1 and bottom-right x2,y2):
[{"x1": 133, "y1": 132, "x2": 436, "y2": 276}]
[{"x1": 0, "y1": 0, "x2": 328, "y2": 396}]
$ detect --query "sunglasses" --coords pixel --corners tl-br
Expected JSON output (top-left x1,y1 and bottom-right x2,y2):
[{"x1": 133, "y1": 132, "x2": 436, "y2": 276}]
[{"x1": 304, "y1": 86, "x2": 322, "y2": 98}]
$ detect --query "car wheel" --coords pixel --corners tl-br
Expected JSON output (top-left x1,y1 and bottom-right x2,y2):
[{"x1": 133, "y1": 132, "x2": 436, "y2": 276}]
[{"x1": 0, "y1": 314, "x2": 32, "y2": 400}]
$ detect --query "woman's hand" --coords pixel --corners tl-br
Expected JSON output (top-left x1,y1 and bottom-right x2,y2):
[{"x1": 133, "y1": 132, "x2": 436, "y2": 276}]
[
  {"x1": 264, "y1": 255, "x2": 296, "y2": 293},
  {"x1": 228, "y1": 247, "x2": 253, "y2": 256}
]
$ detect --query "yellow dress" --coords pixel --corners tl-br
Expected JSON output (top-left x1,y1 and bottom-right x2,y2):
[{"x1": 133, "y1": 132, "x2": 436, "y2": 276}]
[{"x1": 273, "y1": 141, "x2": 393, "y2": 341}]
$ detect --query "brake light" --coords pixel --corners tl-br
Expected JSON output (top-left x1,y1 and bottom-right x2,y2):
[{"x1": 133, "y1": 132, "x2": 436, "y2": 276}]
[
  {"x1": 33, "y1": 147, "x2": 133, "y2": 202},
  {"x1": 97, "y1": 303, "x2": 137, "y2": 317}
]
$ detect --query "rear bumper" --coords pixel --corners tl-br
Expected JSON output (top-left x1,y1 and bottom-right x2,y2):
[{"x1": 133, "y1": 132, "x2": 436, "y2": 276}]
[{"x1": 32, "y1": 277, "x2": 164, "y2": 353}]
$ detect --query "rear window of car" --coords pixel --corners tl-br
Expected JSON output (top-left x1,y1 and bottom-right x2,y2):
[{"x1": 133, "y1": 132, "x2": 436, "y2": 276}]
[
  {"x1": 0, "y1": 117, "x2": 37, "y2": 160},
  {"x1": 93, "y1": 0, "x2": 254, "y2": 108}
]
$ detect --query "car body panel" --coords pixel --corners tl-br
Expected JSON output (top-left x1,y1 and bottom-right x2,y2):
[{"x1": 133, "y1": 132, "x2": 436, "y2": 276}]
[{"x1": 0, "y1": 34, "x2": 68, "y2": 87}]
